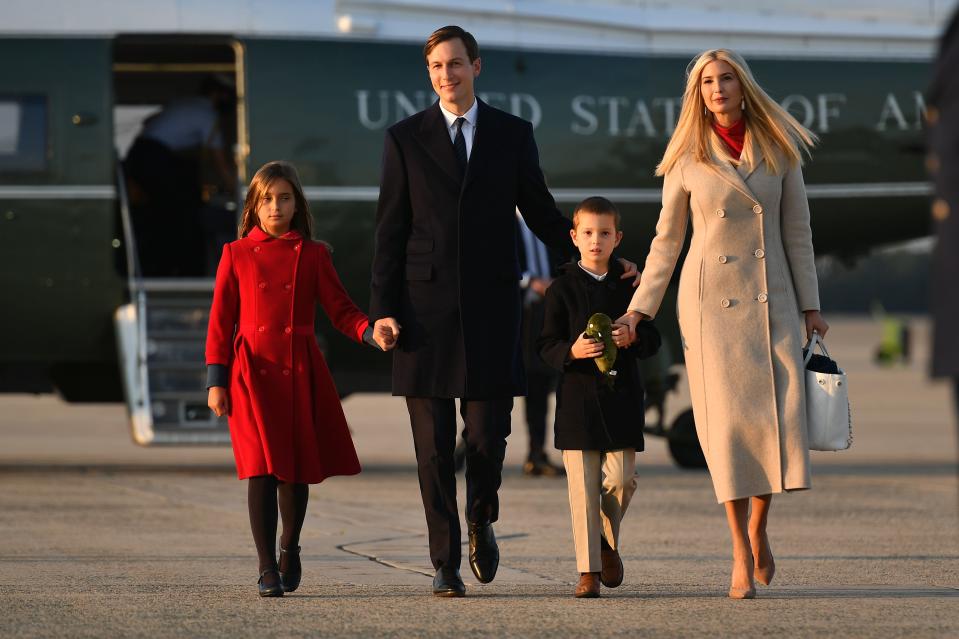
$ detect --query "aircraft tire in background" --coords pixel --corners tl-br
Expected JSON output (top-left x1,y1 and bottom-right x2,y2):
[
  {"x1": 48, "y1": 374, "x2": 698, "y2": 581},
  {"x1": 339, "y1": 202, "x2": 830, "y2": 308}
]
[
  {"x1": 50, "y1": 362, "x2": 124, "y2": 403},
  {"x1": 667, "y1": 409, "x2": 708, "y2": 469}
]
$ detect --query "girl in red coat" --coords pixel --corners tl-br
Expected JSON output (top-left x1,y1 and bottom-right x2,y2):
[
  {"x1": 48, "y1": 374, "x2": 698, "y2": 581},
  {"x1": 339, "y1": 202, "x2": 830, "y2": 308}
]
[{"x1": 206, "y1": 161, "x2": 378, "y2": 597}]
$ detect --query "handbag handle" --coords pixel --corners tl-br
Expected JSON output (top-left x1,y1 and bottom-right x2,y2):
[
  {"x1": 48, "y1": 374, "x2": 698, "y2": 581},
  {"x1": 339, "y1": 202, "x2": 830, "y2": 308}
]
[{"x1": 802, "y1": 330, "x2": 831, "y2": 366}]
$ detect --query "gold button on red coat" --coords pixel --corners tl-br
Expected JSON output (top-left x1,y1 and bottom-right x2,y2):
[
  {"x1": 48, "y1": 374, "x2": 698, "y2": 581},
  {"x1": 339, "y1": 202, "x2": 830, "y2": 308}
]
[
  {"x1": 258, "y1": 282, "x2": 266, "y2": 289},
  {"x1": 258, "y1": 325, "x2": 265, "y2": 332},
  {"x1": 284, "y1": 284, "x2": 291, "y2": 290},
  {"x1": 282, "y1": 369, "x2": 290, "y2": 376},
  {"x1": 253, "y1": 246, "x2": 261, "y2": 252},
  {"x1": 284, "y1": 327, "x2": 292, "y2": 334}
]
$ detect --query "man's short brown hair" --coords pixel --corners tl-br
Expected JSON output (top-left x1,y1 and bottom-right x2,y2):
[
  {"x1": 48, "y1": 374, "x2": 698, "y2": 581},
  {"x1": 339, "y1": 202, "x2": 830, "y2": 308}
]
[
  {"x1": 424, "y1": 25, "x2": 480, "y2": 62},
  {"x1": 573, "y1": 196, "x2": 622, "y2": 231}
]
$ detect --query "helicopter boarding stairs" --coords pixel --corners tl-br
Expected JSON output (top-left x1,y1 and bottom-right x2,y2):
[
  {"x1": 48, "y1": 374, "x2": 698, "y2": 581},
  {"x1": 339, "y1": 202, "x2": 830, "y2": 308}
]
[
  {"x1": 113, "y1": 163, "x2": 229, "y2": 445},
  {"x1": 115, "y1": 281, "x2": 228, "y2": 445}
]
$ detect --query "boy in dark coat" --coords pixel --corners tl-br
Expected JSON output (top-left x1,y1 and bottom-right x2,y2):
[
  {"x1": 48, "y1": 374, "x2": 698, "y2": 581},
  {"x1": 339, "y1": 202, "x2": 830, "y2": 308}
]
[{"x1": 537, "y1": 197, "x2": 661, "y2": 598}]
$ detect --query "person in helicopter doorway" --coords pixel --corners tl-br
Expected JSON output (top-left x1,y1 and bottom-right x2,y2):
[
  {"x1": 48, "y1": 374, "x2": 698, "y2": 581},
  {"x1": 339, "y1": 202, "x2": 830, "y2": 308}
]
[{"x1": 124, "y1": 74, "x2": 236, "y2": 277}]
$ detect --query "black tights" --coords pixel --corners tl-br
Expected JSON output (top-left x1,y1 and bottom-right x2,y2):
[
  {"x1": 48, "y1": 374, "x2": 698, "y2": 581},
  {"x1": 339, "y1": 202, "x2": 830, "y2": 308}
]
[{"x1": 247, "y1": 476, "x2": 309, "y2": 572}]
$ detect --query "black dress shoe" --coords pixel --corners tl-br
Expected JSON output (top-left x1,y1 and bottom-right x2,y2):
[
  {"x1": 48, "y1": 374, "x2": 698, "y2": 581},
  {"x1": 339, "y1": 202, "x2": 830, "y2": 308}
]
[
  {"x1": 258, "y1": 567, "x2": 284, "y2": 597},
  {"x1": 432, "y1": 566, "x2": 466, "y2": 597},
  {"x1": 279, "y1": 545, "x2": 302, "y2": 593},
  {"x1": 468, "y1": 521, "x2": 499, "y2": 584}
]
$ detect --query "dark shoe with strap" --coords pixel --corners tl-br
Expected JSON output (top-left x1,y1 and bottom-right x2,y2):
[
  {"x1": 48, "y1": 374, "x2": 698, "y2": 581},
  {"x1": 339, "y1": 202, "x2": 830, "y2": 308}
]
[
  {"x1": 468, "y1": 521, "x2": 499, "y2": 584},
  {"x1": 279, "y1": 545, "x2": 302, "y2": 593},
  {"x1": 600, "y1": 536, "x2": 624, "y2": 588},
  {"x1": 257, "y1": 567, "x2": 284, "y2": 597},
  {"x1": 432, "y1": 566, "x2": 466, "y2": 597},
  {"x1": 575, "y1": 572, "x2": 601, "y2": 598}
]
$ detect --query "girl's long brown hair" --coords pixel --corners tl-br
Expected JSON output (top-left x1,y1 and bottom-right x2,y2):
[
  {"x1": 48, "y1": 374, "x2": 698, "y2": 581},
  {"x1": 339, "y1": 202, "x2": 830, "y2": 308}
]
[{"x1": 238, "y1": 161, "x2": 315, "y2": 240}]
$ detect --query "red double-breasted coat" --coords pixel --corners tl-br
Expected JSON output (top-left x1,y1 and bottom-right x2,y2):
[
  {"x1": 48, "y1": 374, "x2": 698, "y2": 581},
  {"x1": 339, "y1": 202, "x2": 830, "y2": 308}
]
[{"x1": 206, "y1": 226, "x2": 367, "y2": 483}]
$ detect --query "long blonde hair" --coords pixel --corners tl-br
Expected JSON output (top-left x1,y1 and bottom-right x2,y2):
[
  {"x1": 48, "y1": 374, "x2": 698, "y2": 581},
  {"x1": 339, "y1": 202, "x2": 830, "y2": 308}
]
[{"x1": 656, "y1": 49, "x2": 817, "y2": 176}]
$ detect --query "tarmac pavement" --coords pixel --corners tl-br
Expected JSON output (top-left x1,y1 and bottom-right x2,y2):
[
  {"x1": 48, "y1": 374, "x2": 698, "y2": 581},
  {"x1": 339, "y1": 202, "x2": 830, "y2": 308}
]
[{"x1": 0, "y1": 316, "x2": 957, "y2": 638}]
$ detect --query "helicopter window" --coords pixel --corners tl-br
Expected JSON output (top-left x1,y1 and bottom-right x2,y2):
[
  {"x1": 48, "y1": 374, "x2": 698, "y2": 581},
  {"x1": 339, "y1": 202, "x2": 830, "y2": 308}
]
[{"x1": 0, "y1": 95, "x2": 47, "y2": 172}]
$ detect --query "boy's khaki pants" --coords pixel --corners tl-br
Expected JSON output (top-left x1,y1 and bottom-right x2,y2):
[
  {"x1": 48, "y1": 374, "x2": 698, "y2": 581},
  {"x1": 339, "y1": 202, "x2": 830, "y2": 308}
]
[{"x1": 561, "y1": 449, "x2": 637, "y2": 573}]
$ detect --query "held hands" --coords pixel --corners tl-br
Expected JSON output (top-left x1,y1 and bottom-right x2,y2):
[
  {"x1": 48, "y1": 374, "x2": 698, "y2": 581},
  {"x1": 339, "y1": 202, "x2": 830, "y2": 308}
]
[
  {"x1": 610, "y1": 323, "x2": 635, "y2": 348},
  {"x1": 613, "y1": 310, "x2": 648, "y2": 345},
  {"x1": 804, "y1": 310, "x2": 829, "y2": 341},
  {"x1": 373, "y1": 317, "x2": 402, "y2": 351},
  {"x1": 208, "y1": 387, "x2": 229, "y2": 418}
]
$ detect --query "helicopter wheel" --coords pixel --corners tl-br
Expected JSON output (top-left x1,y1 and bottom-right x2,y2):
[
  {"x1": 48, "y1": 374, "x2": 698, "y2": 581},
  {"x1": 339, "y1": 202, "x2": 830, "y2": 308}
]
[{"x1": 667, "y1": 409, "x2": 708, "y2": 469}]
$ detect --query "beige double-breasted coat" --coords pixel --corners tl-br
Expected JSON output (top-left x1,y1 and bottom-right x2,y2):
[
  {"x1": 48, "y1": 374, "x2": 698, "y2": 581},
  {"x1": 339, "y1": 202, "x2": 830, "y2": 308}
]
[{"x1": 629, "y1": 134, "x2": 820, "y2": 503}]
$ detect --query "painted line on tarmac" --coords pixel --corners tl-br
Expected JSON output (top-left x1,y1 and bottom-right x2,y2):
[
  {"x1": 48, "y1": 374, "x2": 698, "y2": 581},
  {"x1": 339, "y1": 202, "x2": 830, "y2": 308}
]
[
  {"x1": 338, "y1": 532, "x2": 566, "y2": 585},
  {"x1": 337, "y1": 534, "x2": 438, "y2": 578}
]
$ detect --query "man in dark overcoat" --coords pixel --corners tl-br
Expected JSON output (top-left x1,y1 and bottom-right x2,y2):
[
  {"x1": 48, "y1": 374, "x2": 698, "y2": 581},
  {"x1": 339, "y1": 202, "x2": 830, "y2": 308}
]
[
  {"x1": 369, "y1": 25, "x2": 636, "y2": 596},
  {"x1": 928, "y1": 8, "x2": 959, "y2": 443}
]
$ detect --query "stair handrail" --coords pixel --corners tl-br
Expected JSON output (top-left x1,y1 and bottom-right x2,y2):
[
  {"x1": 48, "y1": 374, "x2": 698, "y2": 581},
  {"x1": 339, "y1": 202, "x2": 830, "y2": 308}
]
[{"x1": 115, "y1": 154, "x2": 143, "y2": 296}]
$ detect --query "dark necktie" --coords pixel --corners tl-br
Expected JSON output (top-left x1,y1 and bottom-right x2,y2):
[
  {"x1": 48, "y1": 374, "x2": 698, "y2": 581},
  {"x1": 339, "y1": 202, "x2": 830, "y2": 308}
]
[{"x1": 453, "y1": 117, "x2": 468, "y2": 175}]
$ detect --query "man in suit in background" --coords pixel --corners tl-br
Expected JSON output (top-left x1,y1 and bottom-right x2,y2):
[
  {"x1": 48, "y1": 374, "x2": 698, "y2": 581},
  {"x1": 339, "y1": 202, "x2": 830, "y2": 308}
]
[
  {"x1": 516, "y1": 212, "x2": 564, "y2": 477},
  {"x1": 369, "y1": 25, "x2": 637, "y2": 596},
  {"x1": 927, "y1": 8, "x2": 959, "y2": 451}
]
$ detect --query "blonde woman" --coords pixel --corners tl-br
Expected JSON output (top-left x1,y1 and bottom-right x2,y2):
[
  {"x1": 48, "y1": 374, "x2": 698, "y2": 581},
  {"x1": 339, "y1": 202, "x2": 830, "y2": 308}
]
[{"x1": 616, "y1": 49, "x2": 829, "y2": 599}]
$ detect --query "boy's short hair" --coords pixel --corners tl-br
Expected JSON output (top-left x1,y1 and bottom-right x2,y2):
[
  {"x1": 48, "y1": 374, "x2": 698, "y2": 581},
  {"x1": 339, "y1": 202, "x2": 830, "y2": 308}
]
[
  {"x1": 424, "y1": 26, "x2": 480, "y2": 62},
  {"x1": 573, "y1": 196, "x2": 622, "y2": 231}
]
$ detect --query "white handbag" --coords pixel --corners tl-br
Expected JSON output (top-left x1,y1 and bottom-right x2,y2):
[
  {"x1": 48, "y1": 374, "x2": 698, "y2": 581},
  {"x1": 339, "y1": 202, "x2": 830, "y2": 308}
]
[{"x1": 803, "y1": 332, "x2": 852, "y2": 451}]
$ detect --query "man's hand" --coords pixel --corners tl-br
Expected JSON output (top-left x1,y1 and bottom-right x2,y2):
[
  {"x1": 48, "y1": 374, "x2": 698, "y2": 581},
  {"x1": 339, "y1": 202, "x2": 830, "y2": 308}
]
[
  {"x1": 570, "y1": 333, "x2": 604, "y2": 360},
  {"x1": 208, "y1": 387, "x2": 229, "y2": 417},
  {"x1": 373, "y1": 317, "x2": 402, "y2": 351},
  {"x1": 617, "y1": 258, "x2": 642, "y2": 287},
  {"x1": 529, "y1": 276, "x2": 552, "y2": 297}
]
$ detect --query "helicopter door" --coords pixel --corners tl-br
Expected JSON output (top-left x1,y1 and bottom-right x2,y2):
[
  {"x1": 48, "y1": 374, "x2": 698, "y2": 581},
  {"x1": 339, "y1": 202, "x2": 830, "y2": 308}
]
[{"x1": 112, "y1": 37, "x2": 244, "y2": 445}]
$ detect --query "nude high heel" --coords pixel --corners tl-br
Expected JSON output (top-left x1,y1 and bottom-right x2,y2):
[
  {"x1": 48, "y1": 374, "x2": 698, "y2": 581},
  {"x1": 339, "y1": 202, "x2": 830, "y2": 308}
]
[
  {"x1": 728, "y1": 554, "x2": 756, "y2": 599},
  {"x1": 727, "y1": 585, "x2": 756, "y2": 599},
  {"x1": 752, "y1": 532, "x2": 776, "y2": 586}
]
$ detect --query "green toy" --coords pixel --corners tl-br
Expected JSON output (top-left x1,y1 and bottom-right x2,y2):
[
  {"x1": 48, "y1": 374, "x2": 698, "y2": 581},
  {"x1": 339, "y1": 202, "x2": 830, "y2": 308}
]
[{"x1": 585, "y1": 312, "x2": 618, "y2": 388}]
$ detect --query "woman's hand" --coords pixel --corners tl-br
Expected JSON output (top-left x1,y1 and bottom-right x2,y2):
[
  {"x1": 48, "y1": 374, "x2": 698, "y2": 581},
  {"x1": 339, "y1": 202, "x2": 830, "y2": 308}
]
[
  {"x1": 804, "y1": 310, "x2": 829, "y2": 341},
  {"x1": 570, "y1": 333, "x2": 604, "y2": 360},
  {"x1": 208, "y1": 387, "x2": 230, "y2": 418}
]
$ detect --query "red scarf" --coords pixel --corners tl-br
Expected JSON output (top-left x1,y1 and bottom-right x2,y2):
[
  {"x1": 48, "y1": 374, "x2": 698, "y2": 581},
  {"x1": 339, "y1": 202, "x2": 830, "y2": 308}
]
[{"x1": 712, "y1": 118, "x2": 746, "y2": 158}]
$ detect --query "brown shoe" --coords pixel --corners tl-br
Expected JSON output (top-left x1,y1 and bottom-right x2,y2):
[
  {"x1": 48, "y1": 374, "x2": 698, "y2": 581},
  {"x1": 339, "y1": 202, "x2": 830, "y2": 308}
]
[
  {"x1": 574, "y1": 572, "x2": 601, "y2": 598},
  {"x1": 600, "y1": 537, "x2": 624, "y2": 587}
]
